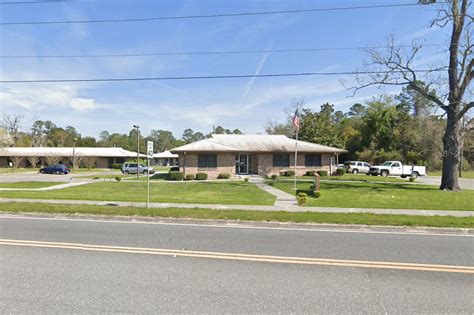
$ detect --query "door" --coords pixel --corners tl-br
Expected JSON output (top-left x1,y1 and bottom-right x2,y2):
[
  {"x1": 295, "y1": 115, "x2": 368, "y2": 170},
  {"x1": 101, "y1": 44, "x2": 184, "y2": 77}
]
[
  {"x1": 391, "y1": 162, "x2": 402, "y2": 175},
  {"x1": 236, "y1": 154, "x2": 249, "y2": 174}
]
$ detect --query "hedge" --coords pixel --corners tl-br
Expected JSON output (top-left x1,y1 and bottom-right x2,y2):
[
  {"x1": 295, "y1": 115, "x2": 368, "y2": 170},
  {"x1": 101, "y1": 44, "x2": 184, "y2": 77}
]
[{"x1": 195, "y1": 173, "x2": 208, "y2": 180}]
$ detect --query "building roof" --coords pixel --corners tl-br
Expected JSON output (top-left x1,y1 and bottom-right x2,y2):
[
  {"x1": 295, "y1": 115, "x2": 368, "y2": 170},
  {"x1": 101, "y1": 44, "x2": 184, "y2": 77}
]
[
  {"x1": 171, "y1": 134, "x2": 347, "y2": 153},
  {"x1": 153, "y1": 150, "x2": 179, "y2": 158},
  {"x1": 0, "y1": 147, "x2": 144, "y2": 157}
]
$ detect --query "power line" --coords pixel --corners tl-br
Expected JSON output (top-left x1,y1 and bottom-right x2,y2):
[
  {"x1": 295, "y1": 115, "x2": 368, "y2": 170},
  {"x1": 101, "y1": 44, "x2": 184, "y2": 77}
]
[
  {"x1": 0, "y1": 2, "x2": 446, "y2": 26},
  {"x1": 0, "y1": 0, "x2": 68, "y2": 4},
  {"x1": 0, "y1": 69, "x2": 445, "y2": 84},
  {"x1": 0, "y1": 44, "x2": 446, "y2": 59}
]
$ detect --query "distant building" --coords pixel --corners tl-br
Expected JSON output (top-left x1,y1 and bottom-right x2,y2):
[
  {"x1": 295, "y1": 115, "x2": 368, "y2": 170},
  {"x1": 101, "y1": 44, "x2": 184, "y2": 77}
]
[
  {"x1": 170, "y1": 134, "x2": 346, "y2": 179},
  {"x1": 0, "y1": 147, "x2": 142, "y2": 168},
  {"x1": 153, "y1": 150, "x2": 179, "y2": 166}
]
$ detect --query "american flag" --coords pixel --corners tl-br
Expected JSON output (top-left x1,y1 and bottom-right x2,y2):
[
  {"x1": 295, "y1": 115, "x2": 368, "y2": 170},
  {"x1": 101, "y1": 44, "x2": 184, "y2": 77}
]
[{"x1": 292, "y1": 109, "x2": 300, "y2": 131}]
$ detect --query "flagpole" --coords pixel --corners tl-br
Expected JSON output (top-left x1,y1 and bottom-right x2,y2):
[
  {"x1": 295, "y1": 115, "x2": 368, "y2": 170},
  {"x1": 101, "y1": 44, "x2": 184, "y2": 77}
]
[{"x1": 294, "y1": 127, "x2": 298, "y2": 191}]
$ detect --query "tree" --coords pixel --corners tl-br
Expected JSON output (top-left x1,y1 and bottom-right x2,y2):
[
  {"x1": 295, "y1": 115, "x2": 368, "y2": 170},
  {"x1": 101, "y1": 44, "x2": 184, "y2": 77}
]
[
  {"x1": 352, "y1": 0, "x2": 472, "y2": 191},
  {"x1": 27, "y1": 156, "x2": 40, "y2": 168},
  {"x1": 182, "y1": 129, "x2": 205, "y2": 144},
  {"x1": 148, "y1": 130, "x2": 177, "y2": 152},
  {"x1": 1, "y1": 114, "x2": 23, "y2": 146}
]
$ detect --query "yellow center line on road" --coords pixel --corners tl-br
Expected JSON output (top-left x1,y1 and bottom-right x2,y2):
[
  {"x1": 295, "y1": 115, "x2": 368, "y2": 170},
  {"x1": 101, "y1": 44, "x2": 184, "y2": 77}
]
[{"x1": 1, "y1": 239, "x2": 473, "y2": 274}]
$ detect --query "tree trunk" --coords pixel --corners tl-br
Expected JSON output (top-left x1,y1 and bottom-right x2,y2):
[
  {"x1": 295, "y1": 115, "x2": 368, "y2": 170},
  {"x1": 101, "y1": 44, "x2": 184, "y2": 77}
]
[{"x1": 440, "y1": 107, "x2": 460, "y2": 191}]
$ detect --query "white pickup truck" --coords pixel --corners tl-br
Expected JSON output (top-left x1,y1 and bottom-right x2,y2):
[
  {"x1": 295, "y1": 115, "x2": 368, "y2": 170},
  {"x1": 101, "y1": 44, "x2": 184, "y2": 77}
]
[{"x1": 368, "y1": 161, "x2": 426, "y2": 178}]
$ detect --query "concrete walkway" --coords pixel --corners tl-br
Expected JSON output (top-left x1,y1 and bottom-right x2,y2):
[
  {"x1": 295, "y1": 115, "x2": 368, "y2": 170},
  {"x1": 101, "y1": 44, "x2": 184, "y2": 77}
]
[
  {"x1": 0, "y1": 182, "x2": 91, "y2": 191},
  {"x1": 0, "y1": 197, "x2": 472, "y2": 217},
  {"x1": 248, "y1": 176, "x2": 296, "y2": 207}
]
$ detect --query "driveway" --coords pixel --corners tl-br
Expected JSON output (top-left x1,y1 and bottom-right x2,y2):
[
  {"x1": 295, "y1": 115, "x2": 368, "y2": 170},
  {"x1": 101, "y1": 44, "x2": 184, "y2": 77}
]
[{"x1": 418, "y1": 176, "x2": 474, "y2": 190}]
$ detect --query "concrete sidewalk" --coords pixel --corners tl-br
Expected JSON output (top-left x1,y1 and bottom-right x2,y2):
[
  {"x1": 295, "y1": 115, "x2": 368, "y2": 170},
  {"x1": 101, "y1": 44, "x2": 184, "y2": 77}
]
[
  {"x1": 0, "y1": 197, "x2": 472, "y2": 217},
  {"x1": 248, "y1": 176, "x2": 296, "y2": 207}
]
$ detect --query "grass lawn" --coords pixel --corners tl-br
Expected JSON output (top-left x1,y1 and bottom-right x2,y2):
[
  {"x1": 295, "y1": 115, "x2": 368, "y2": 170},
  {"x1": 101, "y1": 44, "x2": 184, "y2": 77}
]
[
  {"x1": 280, "y1": 174, "x2": 406, "y2": 183},
  {"x1": 1, "y1": 202, "x2": 472, "y2": 228},
  {"x1": 0, "y1": 182, "x2": 64, "y2": 189},
  {"x1": 0, "y1": 181, "x2": 276, "y2": 205},
  {"x1": 0, "y1": 168, "x2": 39, "y2": 174},
  {"x1": 269, "y1": 180, "x2": 474, "y2": 211},
  {"x1": 427, "y1": 170, "x2": 474, "y2": 179}
]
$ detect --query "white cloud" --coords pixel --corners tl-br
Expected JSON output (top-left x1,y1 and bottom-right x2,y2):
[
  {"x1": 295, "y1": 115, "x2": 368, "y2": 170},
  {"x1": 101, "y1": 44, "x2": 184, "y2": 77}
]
[{"x1": 70, "y1": 98, "x2": 96, "y2": 111}]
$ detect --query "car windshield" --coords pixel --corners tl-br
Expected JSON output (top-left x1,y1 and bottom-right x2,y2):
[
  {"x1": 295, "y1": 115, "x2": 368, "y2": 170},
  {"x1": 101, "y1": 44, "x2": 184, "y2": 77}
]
[{"x1": 381, "y1": 161, "x2": 393, "y2": 166}]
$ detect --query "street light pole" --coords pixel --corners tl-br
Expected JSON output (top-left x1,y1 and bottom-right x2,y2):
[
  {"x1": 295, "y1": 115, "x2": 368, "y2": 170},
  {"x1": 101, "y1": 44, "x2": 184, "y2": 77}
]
[
  {"x1": 72, "y1": 137, "x2": 77, "y2": 170},
  {"x1": 133, "y1": 125, "x2": 140, "y2": 178}
]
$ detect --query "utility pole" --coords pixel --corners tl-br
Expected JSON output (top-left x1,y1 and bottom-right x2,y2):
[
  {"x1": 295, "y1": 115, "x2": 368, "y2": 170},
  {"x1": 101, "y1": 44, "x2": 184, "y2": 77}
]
[
  {"x1": 133, "y1": 125, "x2": 140, "y2": 178},
  {"x1": 72, "y1": 137, "x2": 77, "y2": 170}
]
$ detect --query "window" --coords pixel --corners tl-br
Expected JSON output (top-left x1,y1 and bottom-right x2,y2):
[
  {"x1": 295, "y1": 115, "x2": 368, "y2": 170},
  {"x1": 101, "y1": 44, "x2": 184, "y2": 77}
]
[
  {"x1": 198, "y1": 154, "x2": 217, "y2": 168},
  {"x1": 273, "y1": 154, "x2": 289, "y2": 167},
  {"x1": 305, "y1": 154, "x2": 322, "y2": 167},
  {"x1": 392, "y1": 162, "x2": 401, "y2": 168},
  {"x1": 364, "y1": 163, "x2": 370, "y2": 167}
]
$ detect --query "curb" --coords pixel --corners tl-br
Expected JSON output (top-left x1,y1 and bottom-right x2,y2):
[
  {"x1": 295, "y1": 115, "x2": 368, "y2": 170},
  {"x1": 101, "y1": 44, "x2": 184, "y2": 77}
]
[{"x1": 1, "y1": 211, "x2": 472, "y2": 235}]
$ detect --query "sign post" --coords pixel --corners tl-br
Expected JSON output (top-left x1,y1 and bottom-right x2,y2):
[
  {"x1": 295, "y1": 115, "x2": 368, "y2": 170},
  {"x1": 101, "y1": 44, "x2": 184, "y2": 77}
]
[{"x1": 146, "y1": 141, "x2": 154, "y2": 208}]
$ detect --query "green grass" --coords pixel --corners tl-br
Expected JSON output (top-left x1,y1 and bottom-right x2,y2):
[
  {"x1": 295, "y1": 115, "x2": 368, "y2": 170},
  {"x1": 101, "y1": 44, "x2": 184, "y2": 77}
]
[
  {"x1": 0, "y1": 181, "x2": 276, "y2": 205},
  {"x1": 0, "y1": 168, "x2": 39, "y2": 174},
  {"x1": 0, "y1": 182, "x2": 64, "y2": 189},
  {"x1": 1, "y1": 202, "x2": 472, "y2": 228},
  {"x1": 427, "y1": 170, "x2": 474, "y2": 179},
  {"x1": 279, "y1": 174, "x2": 406, "y2": 183},
  {"x1": 269, "y1": 180, "x2": 474, "y2": 211}
]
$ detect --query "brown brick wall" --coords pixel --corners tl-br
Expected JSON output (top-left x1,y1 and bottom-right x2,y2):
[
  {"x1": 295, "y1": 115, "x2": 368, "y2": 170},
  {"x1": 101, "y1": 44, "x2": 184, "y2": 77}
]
[
  {"x1": 257, "y1": 153, "x2": 335, "y2": 176},
  {"x1": 179, "y1": 152, "x2": 236, "y2": 179}
]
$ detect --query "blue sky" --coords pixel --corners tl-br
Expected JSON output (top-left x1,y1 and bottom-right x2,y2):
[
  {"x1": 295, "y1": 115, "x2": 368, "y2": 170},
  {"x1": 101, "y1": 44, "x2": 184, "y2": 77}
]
[{"x1": 0, "y1": 0, "x2": 450, "y2": 138}]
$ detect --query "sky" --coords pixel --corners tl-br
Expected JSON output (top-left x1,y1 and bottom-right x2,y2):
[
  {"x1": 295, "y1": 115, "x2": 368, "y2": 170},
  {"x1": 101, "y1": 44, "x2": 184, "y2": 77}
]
[{"x1": 0, "y1": 0, "x2": 452, "y2": 138}]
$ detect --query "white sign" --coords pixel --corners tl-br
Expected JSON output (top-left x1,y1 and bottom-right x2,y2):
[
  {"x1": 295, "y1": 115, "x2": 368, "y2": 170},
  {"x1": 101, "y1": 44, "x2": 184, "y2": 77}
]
[{"x1": 147, "y1": 141, "x2": 154, "y2": 159}]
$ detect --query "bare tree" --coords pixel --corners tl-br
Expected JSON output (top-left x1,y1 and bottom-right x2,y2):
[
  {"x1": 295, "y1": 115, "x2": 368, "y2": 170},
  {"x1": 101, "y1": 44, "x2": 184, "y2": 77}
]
[
  {"x1": 27, "y1": 156, "x2": 40, "y2": 168},
  {"x1": 82, "y1": 157, "x2": 97, "y2": 169},
  {"x1": 11, "y1": 156, "x2": 24, "y2": 168},
  {"x1": 1, "y1": 114, "x2": 23, "y2": 146},
  {"x1": 352, "y1": 0, "x2": 472, "y2": 191},
  {"x1": 45, "y1": 156, "x2": 61, "y2": 166}
]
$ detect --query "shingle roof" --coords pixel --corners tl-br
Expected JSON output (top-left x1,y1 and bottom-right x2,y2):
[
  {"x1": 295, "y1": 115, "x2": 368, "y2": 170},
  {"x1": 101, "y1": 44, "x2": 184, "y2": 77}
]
[
  {"x1": 171, "y1": 134, "x2": 346, "y2": 153},
  {"x1": 0, "y1": 147, "x2": 143, "y2": 157}
]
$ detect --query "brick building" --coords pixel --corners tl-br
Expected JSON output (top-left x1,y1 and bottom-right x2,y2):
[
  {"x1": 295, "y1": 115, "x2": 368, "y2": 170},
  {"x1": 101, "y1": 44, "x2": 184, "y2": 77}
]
[{"x1": 170, "y1": 134, "x2": 346, "y2": 179}]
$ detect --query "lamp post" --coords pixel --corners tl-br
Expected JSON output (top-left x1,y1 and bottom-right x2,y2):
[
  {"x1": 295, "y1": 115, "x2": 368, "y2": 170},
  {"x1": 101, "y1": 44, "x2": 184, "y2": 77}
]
[
  {"x1": 133, "y1": 125, "x2": 140, "y2": 178},
  {"x1": 72, "y1": 137, "x2": 78, "y2": 170}
]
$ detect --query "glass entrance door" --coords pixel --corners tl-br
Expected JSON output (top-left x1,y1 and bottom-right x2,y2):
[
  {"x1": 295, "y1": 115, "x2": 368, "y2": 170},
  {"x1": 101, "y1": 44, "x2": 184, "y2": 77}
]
[{"x1": 236, "y1": 154, "x2": 249, "y2": 174}]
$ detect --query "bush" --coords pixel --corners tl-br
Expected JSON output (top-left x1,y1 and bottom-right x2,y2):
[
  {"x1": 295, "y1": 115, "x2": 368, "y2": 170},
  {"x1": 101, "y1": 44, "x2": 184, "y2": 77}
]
[
  {"x1": 168, "y1": 171, "x2": 184, "y2": 181},
  {"x1": 335, "y1": 168, "x2": 345, "y2": 176},
  {"x1": 111, "y1": 163, "x2": 122, "y2": 169},
  {"x1": 314, "y1": 191, "x2": 321, "y2": 198},
  {"x1": 244, "y1": 178, "x2": 249, "y2": 182},
  {"x1": 305, "y1": 170, "x2": 316, "y2": 176},
  {"x1": 409, "y1": 176, "x2": 416, "y2": 182},
  {"x1": 217, "y1": 173, "x2": 231, "y2": 179},
  {"x1": 115, "y1": 176, "x2": 121, "y2": 182},
  {"x1": 317, "y1": 170, "x2": 328, "y2": 177},
  {"x1": 285, "y1": 170, "x2": 295, "y2": 176},
  {"x1": 195, "y1": 173, "x2": 208, "y2": 180},
  {"x1": 271, "y1": 174, "x2": 278, "y2": 181},
  {"x1": 185, "y1": 174, "x2": 195, "y2": 181},
  {"x1": 297, "y1": 192, "x2": 307, "y2": 205},
  {"x1": 279, "y1": 171, "x2": 286, "y2": 176}
]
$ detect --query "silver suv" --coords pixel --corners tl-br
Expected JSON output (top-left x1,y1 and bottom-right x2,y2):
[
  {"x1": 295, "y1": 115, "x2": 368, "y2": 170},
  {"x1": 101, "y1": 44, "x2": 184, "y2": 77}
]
[
  {"x1": 121, "y1": 163, "x2": 155, "y2": 175},
  {"x1": 343, "y1": 161, "x2": 371, "y2": 174}
]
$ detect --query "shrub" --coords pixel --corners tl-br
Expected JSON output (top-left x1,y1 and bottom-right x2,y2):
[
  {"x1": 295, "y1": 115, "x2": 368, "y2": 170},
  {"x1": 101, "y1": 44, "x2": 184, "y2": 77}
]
[
  {"x1": 244, "y1": 178, "x2": 249, "y2": 182},
  {"x1": 279, "y1": 171, "x2": 286, "y2": 176},
  {"x1": 168, "y1": 171, "x2": 184, "y2": 181},
  {"x1": 92, "y1": 176, "x2": 99, "y2": 180},
  {"x1": 317, "y1": 170, "x2": 328, "y2": 177},
  {"x1": 314, "y1": 191, "x2": 321, "y2": 198},
  {"x1": 115, "y1": 176, "x2": 121, "y2": 182},
  {"x1": 271, "y1": 174, "x2": 278, "y2": 181},
  {"x1": 335, "y1": 168, "x2": 345, "y2": 176},
  {"x1": 285, "y1": 170, "x2": 295, "y2": 176},
  {"x1": 409, "y1": 176, "x2": 416, "y2": 182},
  {"x1": 185, "y1": 174, "x2": 195, "y2": 181},
  {"x1": 297, "y1": 192, "x2": 307, "y2": 205},
  {"x1": 111, "y1": 163, "x2": 122, "y2": 169},
  {"x1": 217, "y1": 173, "x2": 231, "y2": 179},
  {"x1": 195, "y1": 173, "x2": 208, "y2": 180},
  {"x1": 305, "y1": 170, "x2": 316, "y2": 176}
]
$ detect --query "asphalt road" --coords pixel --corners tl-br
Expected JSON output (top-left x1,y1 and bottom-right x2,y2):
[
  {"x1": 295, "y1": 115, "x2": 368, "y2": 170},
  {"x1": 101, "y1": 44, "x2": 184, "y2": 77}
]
[{"x1": 1, "y1": 215, "x2": 473, "y2": 313}]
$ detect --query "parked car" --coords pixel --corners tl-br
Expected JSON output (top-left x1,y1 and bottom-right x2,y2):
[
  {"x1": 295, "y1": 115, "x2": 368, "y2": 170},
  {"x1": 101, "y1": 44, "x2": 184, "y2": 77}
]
[
  {"x1": 39, "y1": 164, "x2": 70, "y2": 175},
  {"x1": 121, "y1": 163, "x2": 155, "y2": 175},
  {"x1": 343, "y1": 161, "x2": 371, "y2": 174},
  {"x1": 369, "y1": 161, "x2": 426, "y2": 178}
]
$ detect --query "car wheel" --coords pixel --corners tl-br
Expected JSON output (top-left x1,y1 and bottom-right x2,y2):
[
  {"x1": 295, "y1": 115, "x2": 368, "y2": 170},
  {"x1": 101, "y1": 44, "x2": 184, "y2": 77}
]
[
  {"x1": 401, "y1": 175, "x2": 407, "y2": 178},
  {"x1": 381, "y1": 171, "x2": 388, "y2": 177},
  {"x1": 124, "y1": 171, "x2": 130, "y2": 175},
  {"x1": 143, "y1": 170, "x2": 148, "y2": 175},
  {"x1": 352, "y1": 169, "x2": 359, "y2": 174},
  {"x1": 411, "y1": 172, "x2": 419, "y2": 179}
]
